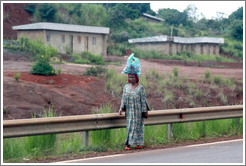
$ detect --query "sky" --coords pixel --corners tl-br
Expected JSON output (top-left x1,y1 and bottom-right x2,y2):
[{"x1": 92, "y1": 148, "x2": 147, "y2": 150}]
[{"x1": 150, "y1": 1, "x2": 244, "y2": 20}]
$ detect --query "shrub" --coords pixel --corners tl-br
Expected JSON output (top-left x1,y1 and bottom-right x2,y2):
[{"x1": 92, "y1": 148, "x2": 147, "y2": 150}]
[
  {"x1": 212, "y1": 75, "x2": 224, "y2": 85},
  {"x1": 13, "y1": 73, "x2": 21, "y2": 82},
  {"x1": 205, "y1": 70, "x2": 211, "y2": 80},
  {"x1": 83, "y1": 66, "x2": 107, "y2": 77},
  {"x1": 82, "y1": 51, "x2": 105, "y2": 65},
  {"x1": 162, "y1": 90, "x2": 174, "y2": 108},
  {"x1": 172, "y1": 67, "x2": 179, "y2": 77},
  {"x1": 30, "y1": 54, "x2": 56, "y2": 76},
  {"x1": 18, "y1": 37, "x2": 57, "y2": 60}
]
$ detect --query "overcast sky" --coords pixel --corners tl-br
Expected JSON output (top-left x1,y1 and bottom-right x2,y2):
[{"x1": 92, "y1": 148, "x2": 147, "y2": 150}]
[{"x1": 150, "y1": 1, "x2": 244, "y2": 20}]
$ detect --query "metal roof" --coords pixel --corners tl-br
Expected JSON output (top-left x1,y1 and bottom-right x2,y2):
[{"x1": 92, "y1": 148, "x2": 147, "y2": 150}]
[
  {"x1": 129, "y1": 35, "x2": 224, "y2": 44},
  {"x1": 142, "y1": 13, "x2": 164, "y2": 22},
  {"x1": 12, "y1": 22, "x2": 110, "y2": 34}
]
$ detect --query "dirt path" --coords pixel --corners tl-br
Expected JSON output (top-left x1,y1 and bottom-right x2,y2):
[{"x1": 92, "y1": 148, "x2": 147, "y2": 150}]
[{"x1": 3, "y1": 56, "x2": 243, "y2": 80}]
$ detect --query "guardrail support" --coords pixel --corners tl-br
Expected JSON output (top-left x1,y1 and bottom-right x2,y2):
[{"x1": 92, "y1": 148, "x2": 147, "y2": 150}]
[
  {"x1": 83, "y1": 131, "x2": 89, "y2": 146},
  {"x1": 168, "y1": 123, "x2": 173, "y2": 141}
]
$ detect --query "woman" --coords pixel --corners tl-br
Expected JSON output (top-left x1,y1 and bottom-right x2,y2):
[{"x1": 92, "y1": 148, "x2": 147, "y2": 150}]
[{"x1": 119, "y1": 53, "x2": 149, "y2": 150}]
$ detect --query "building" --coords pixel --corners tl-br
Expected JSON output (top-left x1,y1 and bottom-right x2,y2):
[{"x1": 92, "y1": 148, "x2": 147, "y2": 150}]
[
  {"x1": 128, "y1": 35, "x2": 224, "y2": 55},
  {"x1": 12, "y1": 22, "x2": 110, "y2": 56},
  {"x1": 140, "y1": 13, "x2": 164, "y2": 23}
]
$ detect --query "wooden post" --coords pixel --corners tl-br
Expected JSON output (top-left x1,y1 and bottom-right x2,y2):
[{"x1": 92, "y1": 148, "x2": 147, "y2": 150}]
[{"x1": 83, "y1": 131, "x2": 89, "y2": 146}]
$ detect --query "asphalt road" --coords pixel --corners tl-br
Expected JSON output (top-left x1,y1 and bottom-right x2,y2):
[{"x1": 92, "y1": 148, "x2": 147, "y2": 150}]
[{"x1": 58, "y1": 139, "x2": 243, "y2": 164}]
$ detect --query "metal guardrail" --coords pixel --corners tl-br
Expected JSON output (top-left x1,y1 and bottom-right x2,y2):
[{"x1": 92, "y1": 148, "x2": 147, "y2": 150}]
[{"x1": 3, "y1": 105, "x2": 243, "y2": 139}]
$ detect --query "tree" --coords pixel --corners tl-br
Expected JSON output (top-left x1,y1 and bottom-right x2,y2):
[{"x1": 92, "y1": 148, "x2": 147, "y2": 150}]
[
  {"x1": 229, "y1": 20, "x2": 243, "y2": 41},
  {"x1": 158, "y1": 8, "x2": 191, "y2": 26},
  {"x1": 34, "y1": 3, "x2": 57, "y2": 22},
  {"x1": 228, "y1": 7, "x2": 243, "y2": 21}
]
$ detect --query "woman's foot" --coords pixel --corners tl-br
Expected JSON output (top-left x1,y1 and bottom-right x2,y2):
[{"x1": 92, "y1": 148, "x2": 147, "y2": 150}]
[
  {"x1": 124, "y1": 145, "x2": 131, "y2": 150},
  {"x1": 136, "y1": 145, "x2": 143, "y2": 149}
]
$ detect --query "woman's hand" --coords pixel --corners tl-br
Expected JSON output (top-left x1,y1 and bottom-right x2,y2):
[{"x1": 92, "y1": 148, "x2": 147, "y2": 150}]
[{"x1": 119, "y1": 109, "x2": 123, "y2": 115}]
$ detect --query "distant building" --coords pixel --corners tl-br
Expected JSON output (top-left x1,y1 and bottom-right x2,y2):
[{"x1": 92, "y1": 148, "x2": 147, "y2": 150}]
[
  {"x1": 128, "y1": 35, "x2": 224, "y2": 55},
  {"x1": 140, "y1": 13, "x2": 164, "y2": 23},
  {"x1": 12, "y1": 22, "x2": 110, "y2": 56}
]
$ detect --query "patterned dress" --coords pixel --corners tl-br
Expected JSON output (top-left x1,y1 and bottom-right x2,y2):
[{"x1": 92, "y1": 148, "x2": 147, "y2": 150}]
[{"x1": 120, "y1": 83, "x2": 149, "y2": 146}]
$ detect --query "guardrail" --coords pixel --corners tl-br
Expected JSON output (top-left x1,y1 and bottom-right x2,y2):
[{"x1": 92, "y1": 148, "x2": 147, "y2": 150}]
[{"x1": 3, "y1": 105, "x2": 243, "y2": 145}]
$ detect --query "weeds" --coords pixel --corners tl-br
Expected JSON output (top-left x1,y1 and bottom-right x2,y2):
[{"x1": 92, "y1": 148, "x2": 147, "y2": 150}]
[
  {"x1": 83, "y1": 66, "x2": 107, "y2": 77},
  {"x1": 205, "y1": 70, "x2": 211, "y2": 80},
  {"x1": 172, "y1": 67, "x2": 179, "y2": 77},
  {"x1": 13, "y1": 73, "x2": 21, "y2": 82}
]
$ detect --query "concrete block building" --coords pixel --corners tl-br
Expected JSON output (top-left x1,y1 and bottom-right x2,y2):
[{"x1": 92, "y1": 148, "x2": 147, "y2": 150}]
[
  {"x1": 12, "y1": 22, "x2": 110, "y2": 56},
  {"x1": 129, "y1": 35, "x2": 224, "y2": 55}
]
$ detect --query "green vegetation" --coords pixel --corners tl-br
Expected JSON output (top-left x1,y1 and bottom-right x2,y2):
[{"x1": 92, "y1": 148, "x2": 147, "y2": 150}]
[
  {"x1": 30, "y1": 54, "x2": 56, "y2": 76},
  {"x1": 83, "y1": 66, "x2": 107, "y2": 77},
  {"x1": 105, "y1": 69, "x2": 127, "y2": 97},
  {"x1": 69, "y1": 51, "x2": 105, "y2": 65},
  {"x1": 221, "y1": 38, "x2": 243, "y2": 59},
  {"x1": 13, "y1": 73, "x2": 21, "y2": 82},
  {"x1": 3, "y1": 106, "x2": 57, "y2": 161},
  {"x1": 19, "y1": 3, "x2": 242, "y2": 61},
  {"x1": 3, "y1": 103, "x2": 243, "y2": 162}
]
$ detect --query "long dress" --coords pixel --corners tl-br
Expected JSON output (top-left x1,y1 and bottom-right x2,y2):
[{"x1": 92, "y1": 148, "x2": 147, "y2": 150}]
[{"x1": 120, "y1": 83, "x2": 149, "y2": 146}]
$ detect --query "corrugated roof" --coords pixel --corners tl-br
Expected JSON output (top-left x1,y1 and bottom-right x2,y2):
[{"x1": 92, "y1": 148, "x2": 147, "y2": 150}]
[
  {"x1": 142, "y1": 13, "x2": 164, "y2": 22},
  {"x1": 12, "y1": 22, "x2": 110, "y2": 34},
  {"x1": 129, "y1": 35, "x2": 224, "y2": 44}
]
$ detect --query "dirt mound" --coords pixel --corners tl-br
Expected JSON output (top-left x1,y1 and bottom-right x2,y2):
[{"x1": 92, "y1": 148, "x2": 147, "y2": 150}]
[
  {"x1": 3, "y1": 72, "x2": 120, "y2": 120},
  {"x1": 3, "y1": 3, "x2": 32, "y2": 39}
]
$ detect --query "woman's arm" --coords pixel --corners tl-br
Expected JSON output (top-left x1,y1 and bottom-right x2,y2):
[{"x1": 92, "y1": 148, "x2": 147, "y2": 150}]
[{"x1": 119, "y1": 85, "x2": 127, "y2": 115}]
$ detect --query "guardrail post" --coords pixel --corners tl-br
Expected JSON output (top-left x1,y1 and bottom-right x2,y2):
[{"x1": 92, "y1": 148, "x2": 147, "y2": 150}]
[
  {"x1": 83, "y1": 131, "x2": 89, "y2": 146},
  {"x1": 168, "y1": 123, "x2": 173, "y2": 142}
]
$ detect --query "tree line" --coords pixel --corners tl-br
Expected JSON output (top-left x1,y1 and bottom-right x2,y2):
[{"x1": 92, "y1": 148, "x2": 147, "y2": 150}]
[{"x1": 23, "y1": 3, "x2": 242, "y2": 42}]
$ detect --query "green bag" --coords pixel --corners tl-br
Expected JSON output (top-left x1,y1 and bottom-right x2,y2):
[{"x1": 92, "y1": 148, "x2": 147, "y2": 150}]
[{"x1": 122, "y1": 53, "x2": 141, "y2": 78}]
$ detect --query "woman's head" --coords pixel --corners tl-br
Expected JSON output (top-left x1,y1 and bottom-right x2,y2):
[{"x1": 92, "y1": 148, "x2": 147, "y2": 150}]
[{"x1": 128, "y1": 74, "x2": 139, "y2": 84}]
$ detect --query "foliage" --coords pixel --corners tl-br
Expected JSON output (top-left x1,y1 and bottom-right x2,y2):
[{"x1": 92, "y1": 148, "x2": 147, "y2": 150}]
[
  {"x1": 32, "y1": 3, "x2": 57, "y2": 22},
  {"x1": 83, "y1": 66, "x2": 107, "y2": 77},
  {"x1": 69, "y1": 51, "x2": 105, "y2": 65},
  {"x1": 3, "y1": 106, "x2": 57, "y2": 161},
  {"x1": 17, "y1": 37, "x2": 57, "y2": 61},
  {"x1": 229, "y1": 20, "x2": 243, "y2": 41},
  {"x1": 23, "y1": 3, "x2": 36, "y2": 15},
  {"x1": 82, "y1": 51, "x2": 105, "y2": 65},
  {"x1": 13, "y1": 73, "x2": 21, "y2": 82},
  {"x1": 172, "y1": 67, "x2": 179, "y2": 77},
  {"x1": 30, "y1": 54, "x2": 56, "y2": 76},
  {"x1": 205, "y1": 70, "x2": 211, "y2": 80},
  {"x1": 220, "y1": 38, "x2": 243, "y2": 59},
  {"x1": 158, "y1": 8, "x2": 191, "y2": 26}
]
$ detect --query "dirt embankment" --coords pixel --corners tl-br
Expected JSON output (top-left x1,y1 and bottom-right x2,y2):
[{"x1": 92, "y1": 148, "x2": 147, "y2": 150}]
[
  {"x1": 3, "y1": 50, "x2": 243, "y2": 120},
  {"x1": 3, "y1": 3, "x2": 32, "y2": 39}
]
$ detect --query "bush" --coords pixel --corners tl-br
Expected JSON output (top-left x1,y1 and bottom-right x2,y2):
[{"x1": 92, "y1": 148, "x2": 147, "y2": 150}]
[
  {"x1": 172, "y1": 67, "x2": 179, "y2": 77},
  {"x1": 18, "y1": 37, "x2": 57, "y2": 60},
  {"x1": 82, "y1": 51, "x2": 105, "y2": 65},
  {"x1": 83, "y1": 66, "x2": 107, "y2": 77},
  {"x1": 205, "y1": 70, "x2": 211, "y2": 80},
  {"x1": 30, "y1": 54, "x2": 56, "y2": 76},
  {"x1": 13, "y1": 73, "x2": 21, "y2": 82}
]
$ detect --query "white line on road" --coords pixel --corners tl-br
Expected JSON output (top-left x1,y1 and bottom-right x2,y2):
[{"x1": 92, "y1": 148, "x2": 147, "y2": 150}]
[{"x1": 55, "y1": 139, "x2": 243, "y2": 163}]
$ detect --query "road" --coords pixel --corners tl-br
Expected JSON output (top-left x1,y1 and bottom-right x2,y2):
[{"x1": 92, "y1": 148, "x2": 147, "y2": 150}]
[{"x1": 58, "y1": 139, "x2": 243, "y2": 164}]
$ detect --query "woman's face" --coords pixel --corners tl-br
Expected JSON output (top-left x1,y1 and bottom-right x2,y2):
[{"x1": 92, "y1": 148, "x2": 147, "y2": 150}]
[{"x1": 128, "y1": 74, "x2": 136, "y2": 84}]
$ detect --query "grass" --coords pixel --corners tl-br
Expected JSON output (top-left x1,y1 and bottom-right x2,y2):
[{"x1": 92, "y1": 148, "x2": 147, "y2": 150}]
[
  {"x1": 3, "y1": 106, "x2": 57, "y2": 161},
  {"x1": 3, "y1": 102, "x2": 243, "y2": 162},
  {"x1": 3, "y1": 68, "x2": 243, "y2": 162}
]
